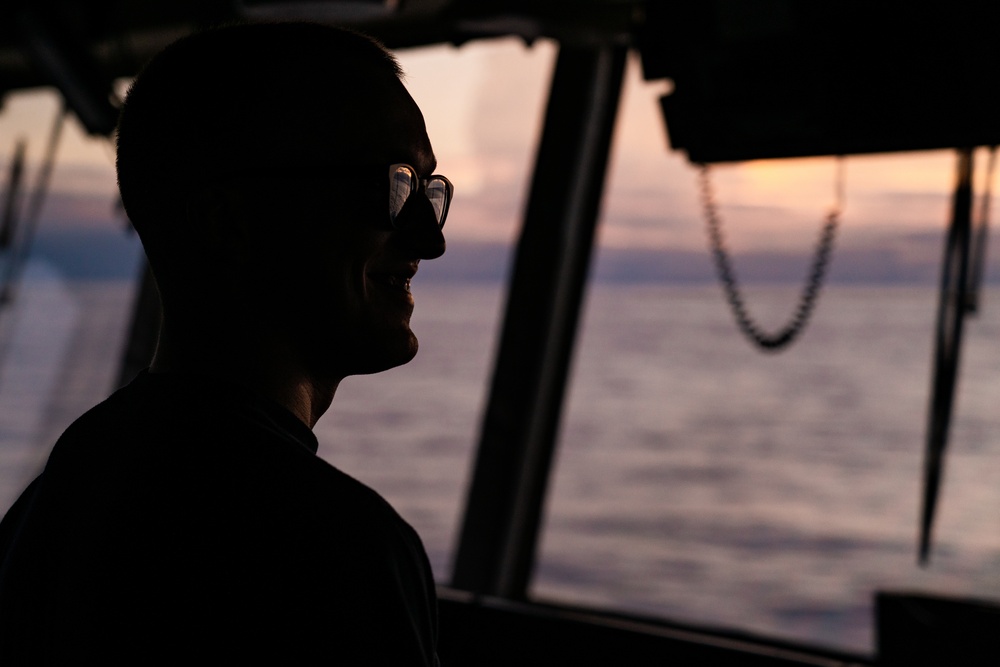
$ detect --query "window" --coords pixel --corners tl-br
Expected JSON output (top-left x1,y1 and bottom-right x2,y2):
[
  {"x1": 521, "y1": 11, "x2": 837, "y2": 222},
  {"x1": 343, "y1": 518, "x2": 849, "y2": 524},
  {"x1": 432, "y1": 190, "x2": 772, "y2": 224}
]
[{"x1": 530, "y1": 56, "x2": 1000, "y2": 653}]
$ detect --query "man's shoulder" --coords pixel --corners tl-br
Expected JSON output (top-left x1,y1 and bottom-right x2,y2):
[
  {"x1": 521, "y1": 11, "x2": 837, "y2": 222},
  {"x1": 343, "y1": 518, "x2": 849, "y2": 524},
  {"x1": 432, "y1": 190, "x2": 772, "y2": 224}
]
[
  {"x1": 1, "y1": 372, "x2": 439, "y2": 664},
  {"x1": 305, "y1": 457, "x2": 426, "y2": 551},
  {"x1": 45, "y1": 372, "x2": 418, "y2": 544},
  {"x1": 51, "y1": 370, "x2": 314, "y2": 465}
]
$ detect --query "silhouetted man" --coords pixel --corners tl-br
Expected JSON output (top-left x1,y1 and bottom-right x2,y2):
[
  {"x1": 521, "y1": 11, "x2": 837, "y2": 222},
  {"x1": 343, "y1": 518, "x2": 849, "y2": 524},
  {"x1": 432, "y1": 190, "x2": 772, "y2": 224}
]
[{"x1": 0, "y1": 23, "x2": 450, "y2": 664}]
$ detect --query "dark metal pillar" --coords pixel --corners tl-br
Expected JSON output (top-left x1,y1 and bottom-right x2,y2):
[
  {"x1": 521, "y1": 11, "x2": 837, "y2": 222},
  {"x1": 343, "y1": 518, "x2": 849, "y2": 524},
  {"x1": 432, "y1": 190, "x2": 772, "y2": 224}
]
[
  {"x1": 919, "y1": 148, "x2": 974, "y2": 564},
  {"x1": 0, "y1": 140, "x2": 27, "y2": 254},
  {"x1": 451, "y1": 43, "x2": 627, "y2": 598}
]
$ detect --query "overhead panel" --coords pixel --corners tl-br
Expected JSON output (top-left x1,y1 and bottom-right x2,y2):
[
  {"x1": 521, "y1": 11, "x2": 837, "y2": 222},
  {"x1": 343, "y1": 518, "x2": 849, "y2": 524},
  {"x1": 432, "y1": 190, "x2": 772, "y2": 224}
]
[
  {"x1": 640, "y1": 1, "x2": 1000, "y2": 163},
  {"x1": 238, "y1": 0, "x2": 401, "y2": 21}
]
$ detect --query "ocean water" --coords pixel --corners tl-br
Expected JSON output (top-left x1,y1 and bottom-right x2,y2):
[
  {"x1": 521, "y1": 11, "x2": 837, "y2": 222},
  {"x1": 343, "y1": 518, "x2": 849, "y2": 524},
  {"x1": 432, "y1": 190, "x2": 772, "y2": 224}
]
[
  {"x1": 534, "y1": 283, "x2": 1000, "y2": 653},
  {"x1": 2, "y1": 267, "x2": 1000, "y2": 655}
]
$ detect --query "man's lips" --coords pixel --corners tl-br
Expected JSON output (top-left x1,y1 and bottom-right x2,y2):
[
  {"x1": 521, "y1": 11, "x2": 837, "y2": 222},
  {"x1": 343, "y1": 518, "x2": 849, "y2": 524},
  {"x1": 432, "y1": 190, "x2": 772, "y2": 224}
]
[{"x1": 368, "y1": 263, "x2": 418, "y2": 293}]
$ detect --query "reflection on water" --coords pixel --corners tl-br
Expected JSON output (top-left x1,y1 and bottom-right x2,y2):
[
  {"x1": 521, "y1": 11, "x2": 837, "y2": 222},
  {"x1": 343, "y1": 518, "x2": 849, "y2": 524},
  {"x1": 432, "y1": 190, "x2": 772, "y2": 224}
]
[
  {"x1": 2, "y1": 277, "x2": 1000, "y2": 654},
  {"x1": 538, "y1": 284, "x2": 1000, "y2": 653}
]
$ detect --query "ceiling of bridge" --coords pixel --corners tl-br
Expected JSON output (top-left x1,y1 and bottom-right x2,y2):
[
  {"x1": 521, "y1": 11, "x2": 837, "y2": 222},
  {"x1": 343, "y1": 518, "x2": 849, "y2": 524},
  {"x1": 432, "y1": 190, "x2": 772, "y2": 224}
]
[
  {"x1": 5, "y1": 0, "x2": 1000, "y2": 161},
  {"x1": 0, "y1": 0, "x2": 643, "y2": 135}
]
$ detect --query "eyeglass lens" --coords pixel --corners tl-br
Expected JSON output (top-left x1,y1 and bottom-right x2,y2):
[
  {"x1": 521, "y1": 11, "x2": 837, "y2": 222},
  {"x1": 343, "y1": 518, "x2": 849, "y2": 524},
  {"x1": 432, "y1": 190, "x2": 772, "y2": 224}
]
[{"x1": 388, "y1": 164, "x2": 450, "y2": 228}]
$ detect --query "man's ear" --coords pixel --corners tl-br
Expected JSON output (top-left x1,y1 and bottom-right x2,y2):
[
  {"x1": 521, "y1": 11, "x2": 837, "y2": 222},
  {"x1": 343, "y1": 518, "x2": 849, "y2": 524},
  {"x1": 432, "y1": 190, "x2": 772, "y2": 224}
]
[{"x1": 185, "y1": 185, "x2": 256, "y2": 265}]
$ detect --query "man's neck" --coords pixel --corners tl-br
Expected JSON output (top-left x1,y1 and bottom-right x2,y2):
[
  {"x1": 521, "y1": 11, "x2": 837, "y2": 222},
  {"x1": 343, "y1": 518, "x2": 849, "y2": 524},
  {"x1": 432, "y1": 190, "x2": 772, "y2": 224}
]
[{"x1": 150, "y1": 319, "x2": 339, "y2": 428}]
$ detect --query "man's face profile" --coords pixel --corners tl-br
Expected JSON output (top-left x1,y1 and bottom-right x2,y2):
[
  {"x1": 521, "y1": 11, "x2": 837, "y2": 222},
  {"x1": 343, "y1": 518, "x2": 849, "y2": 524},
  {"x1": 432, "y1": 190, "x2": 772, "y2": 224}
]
[{"x1": 243, "y1": 67, "x2": 446, "y2": 382}]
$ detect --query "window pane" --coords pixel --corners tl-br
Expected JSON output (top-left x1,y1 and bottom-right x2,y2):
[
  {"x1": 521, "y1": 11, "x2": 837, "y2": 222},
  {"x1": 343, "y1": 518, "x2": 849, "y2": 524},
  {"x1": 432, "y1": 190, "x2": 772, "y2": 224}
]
[
  {"x1": 531, "y1": 56, "x2": 1000, "y2": 654},
  {"x1": 0, "y1": 38, "x2": 557, "y2": 588},
  {"x1": 0, "y1": 90, "x2": 144, "y2": 508},
  {"x1": 313, "y1": 39, "x2": 556, "y2": 579}
]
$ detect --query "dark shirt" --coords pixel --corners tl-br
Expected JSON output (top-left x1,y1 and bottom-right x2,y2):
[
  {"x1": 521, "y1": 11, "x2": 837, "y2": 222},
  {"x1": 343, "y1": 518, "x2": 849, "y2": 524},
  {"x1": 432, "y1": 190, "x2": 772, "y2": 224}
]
[{"x1": 0, "y1": 371, "x2": 439, "y2": 664}]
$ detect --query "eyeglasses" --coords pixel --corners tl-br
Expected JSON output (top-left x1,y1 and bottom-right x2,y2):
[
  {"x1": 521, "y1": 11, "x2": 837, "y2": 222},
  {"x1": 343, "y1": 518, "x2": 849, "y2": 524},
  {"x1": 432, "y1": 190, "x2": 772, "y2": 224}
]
[
  {"x1": 211, "y1": 162, "x2": 452, "y2": 229},
  {"x1": 388, "y1": 164, "x2": 453, "y2": 229}
]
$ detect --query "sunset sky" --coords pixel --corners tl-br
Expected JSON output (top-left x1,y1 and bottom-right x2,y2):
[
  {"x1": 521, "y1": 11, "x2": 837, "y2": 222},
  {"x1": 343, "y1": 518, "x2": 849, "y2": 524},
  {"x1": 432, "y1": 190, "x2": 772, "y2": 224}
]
[{"x1": 0, "y1": 37, "x2": 993, "y2": 262}]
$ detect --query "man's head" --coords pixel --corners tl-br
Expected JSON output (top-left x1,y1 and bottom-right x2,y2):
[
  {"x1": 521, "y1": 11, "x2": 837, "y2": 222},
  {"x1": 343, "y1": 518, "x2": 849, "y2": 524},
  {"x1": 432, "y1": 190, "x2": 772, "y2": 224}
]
[{"x1": 117, "y1": 22, "x2": 447, "y2": 382}]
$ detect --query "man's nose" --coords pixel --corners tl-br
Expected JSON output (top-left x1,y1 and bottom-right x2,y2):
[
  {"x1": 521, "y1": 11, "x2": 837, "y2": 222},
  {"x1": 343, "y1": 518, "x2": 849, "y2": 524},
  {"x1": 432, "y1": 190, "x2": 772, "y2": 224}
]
[{"x1": 396, "y1": 194, "x2": 446, "y2": 259}]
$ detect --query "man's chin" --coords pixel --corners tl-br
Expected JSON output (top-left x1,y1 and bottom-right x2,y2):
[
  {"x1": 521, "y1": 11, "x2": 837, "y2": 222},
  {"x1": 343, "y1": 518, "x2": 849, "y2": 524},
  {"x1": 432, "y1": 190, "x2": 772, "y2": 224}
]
[{"x1": 346, "y1": 333, "x2": 418, "y2": 377}]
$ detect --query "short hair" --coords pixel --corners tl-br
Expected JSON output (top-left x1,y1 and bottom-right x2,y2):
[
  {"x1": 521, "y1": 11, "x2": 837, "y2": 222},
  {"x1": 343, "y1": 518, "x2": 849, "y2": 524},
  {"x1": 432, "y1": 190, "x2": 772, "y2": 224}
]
[{"x1": 116, "y1": 22, "x2": 401, "y2": 286}]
